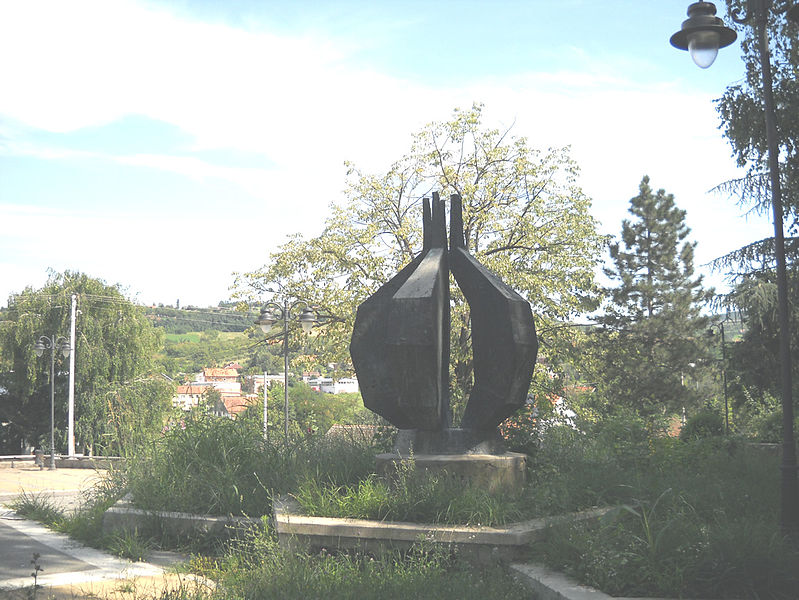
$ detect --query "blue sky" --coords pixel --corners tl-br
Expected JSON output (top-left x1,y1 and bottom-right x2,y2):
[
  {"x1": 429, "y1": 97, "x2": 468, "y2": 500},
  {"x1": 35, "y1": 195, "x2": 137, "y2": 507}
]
[{"x1": 0, "y1": 0, "x2": 773, "y2": 308}]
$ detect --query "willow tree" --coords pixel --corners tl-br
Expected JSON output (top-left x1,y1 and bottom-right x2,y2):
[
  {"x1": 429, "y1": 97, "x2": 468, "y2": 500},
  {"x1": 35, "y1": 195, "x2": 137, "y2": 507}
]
[
  {"x1": 0, "y1": 271, "x2": 167, "y2": 454},
  {"x1": 234, "y1": 105, "x2": 605, "y2": 420}
]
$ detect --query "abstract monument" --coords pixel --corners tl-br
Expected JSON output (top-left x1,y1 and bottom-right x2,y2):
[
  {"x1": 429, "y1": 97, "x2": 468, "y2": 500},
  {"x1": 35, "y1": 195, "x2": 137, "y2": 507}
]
[{"x1": 350, "y1": 192, "x2": 538, "y2": 450}]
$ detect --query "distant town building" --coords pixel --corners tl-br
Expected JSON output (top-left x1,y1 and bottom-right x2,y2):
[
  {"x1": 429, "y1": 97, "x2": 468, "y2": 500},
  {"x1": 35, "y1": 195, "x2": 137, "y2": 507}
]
[
  {"x1": 173, "y1": 365, "x2": 256, "y2": 417},
  {"x1": 173, "y1": 384, "x2": 207, "y2": 411},
  {"x1": 305, "y1": 376, "x2": 359, "y2": 394}
]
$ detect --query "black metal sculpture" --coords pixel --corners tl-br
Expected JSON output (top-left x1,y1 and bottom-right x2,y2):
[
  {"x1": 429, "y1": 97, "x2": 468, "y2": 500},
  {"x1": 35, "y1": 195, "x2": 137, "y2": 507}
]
[{"x1": 350, "y1": 193, "x2": 538, "y2": 438}]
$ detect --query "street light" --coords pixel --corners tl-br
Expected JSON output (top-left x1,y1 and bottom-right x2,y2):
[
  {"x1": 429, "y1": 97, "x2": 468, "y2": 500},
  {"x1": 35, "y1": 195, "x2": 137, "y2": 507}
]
[
  {"x1": 33, "y1": 335, "x2": 71, "y2": 470},
  {"x1": 709, "y1": 314, "x2": 733, "y2": 434},
  {"x1": 256, "y1": 299, "x2": 319, "y2": 442},
  {"x1": 672, "y1": 0, "x2": 799, "y2": 534}
]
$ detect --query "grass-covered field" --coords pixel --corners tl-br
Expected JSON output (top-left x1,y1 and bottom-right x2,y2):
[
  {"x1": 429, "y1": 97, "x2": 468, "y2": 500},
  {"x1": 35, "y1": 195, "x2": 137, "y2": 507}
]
[{"x1": 12, "y1": 412, "x2": 799, "y2": 599}]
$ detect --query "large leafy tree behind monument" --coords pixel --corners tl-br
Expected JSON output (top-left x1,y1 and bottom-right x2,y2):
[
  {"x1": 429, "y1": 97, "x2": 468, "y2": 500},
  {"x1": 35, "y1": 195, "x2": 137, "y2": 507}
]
[
  {"x1": 234, "y1": 105, "x2": 606, "y2": 418},
  {"x1": 590, "y1": 176, "x2": 713, "y2": 422},
  {"x1": 0, "y1": 271, "x2": 169, "y2": 454}
]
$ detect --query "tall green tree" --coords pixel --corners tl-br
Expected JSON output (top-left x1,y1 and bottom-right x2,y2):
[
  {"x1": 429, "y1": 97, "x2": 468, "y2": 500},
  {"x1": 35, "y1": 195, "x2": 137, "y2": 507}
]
[
  {"x1": 591, "y1": 176, "x2": 713, "y2": 422},
  {"x1": 0, "y1": 271, "x2": 166, "y2": 453},
  {"x1": 234, "y1": 104, "x2": 606, "y2": 420},
  {"x1": 715, "y1": 0, "x2": 799, "y2": 232},
  {"x1": 711, "y1": 0, "x2": 799, "y2": 431}
]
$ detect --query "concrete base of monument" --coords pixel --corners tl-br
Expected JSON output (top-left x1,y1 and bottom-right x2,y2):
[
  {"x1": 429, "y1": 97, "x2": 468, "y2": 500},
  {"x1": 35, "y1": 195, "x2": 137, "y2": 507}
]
[
  {"x1": 375, "y1": 451, "x2": 527, "y2": 493},
  {"x1": 380, "y1": 427, "x2": 527, "y2": 493},
  {"x1": 273, "y1": 497, "x2": 611, "y2": 567},
  {"x1": 393, "y1": 428, "x2": 507, "y2": 455}
]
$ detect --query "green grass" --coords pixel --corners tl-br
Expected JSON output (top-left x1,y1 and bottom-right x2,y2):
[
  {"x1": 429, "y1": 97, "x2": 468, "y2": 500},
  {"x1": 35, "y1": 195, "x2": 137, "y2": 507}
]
[
  {"x1": 174, "y1": 521, "x2": 530, "y2": 600},
  {"x1": 18, "y1": 413, "x2": 797, "y2": 599},
  {"x1": 10, "y1": 466, "x2": 128, "y2": 553},
  {"x1": 8, "y1": 491, "x2": 65, "y2": 527},
  {"x1": 293, "y1": 458, "x2": 525, "y2": 526},
  {"x1": 126, "y1": 412, "x2": 377, "y2": 517},
  {"x1": 527, "y1": 432, "x2": 799, "y2": 599}
]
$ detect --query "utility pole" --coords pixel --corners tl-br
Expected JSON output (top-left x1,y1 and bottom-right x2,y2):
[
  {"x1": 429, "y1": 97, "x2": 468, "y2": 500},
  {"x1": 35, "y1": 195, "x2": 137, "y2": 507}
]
[
  {"x1": 68, "y1": 293, "x2": 77, "y2": 457},
  {"x1": 263, "y1": 371, "x2": 269, "y2": 442}
]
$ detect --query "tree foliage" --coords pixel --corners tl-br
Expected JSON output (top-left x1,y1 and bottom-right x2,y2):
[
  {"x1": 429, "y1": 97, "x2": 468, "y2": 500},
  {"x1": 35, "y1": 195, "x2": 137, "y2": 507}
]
[
  {"x1": 711, "y1": 3, "x2": 799, "y2": 428},
  {"x1": 0, "y1": 271, "x2": 166, "y2": 453},
  {"x1": 590, "y1": 177, "x2": 713, "y2": 421},
  {"x1": 716, "y1": 0, "x2": 799, "y2": 233},
  {"x1": 234, "y1": 104, "x2": 606, "y2": 419}
]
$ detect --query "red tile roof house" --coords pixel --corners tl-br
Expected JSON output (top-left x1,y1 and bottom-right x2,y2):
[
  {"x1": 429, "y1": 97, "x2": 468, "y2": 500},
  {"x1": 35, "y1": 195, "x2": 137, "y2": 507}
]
[
  {"x1": 173, "y1": 384, "x2": 209, "y2": 411},
  {"x1": 198, "y1": 367, "x2": 240, "y2": 383}
]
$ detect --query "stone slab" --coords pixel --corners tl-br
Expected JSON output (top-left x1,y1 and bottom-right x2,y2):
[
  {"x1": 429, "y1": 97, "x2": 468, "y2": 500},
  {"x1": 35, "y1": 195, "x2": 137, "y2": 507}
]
[
  {"x1": 102, "y1": 498, "x2": 261, "y2": 541},
  {"x1": 273, "y1": 497, "x2": 610, "y2": 565},
  {"x1": 510, "y1": 562, "x2": 714, "y2": 600},
  {"x1": 375, "y1": 451, "x2": 527, "y2": 492}
]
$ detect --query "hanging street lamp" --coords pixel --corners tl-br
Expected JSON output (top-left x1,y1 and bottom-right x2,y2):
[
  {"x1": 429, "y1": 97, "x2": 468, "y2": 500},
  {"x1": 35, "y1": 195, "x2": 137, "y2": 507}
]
[
  {"x1": 256, "y1": 299, "x2": 319, "y2": 443},
  {"x1": 34, "y1": 335, "x2": 71, "y2": 470}
]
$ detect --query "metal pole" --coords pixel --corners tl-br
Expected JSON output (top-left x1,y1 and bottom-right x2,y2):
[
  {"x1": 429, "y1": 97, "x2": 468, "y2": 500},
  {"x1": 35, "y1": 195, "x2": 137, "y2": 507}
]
[
  {"x1": 67, "y1": 293, "x2": 76, "y2": 457},
  {"x1": 283, "y1": 298, "x2": 290, "y2": 443},
  {"x1": 49, "y1": 337, "x2": 56, "y2": 470},
  {"x1": 720, "y1": 322, "x2": 729, "y2": 434},
  {"x1": 263, "y1": 371, "x2": 269, "y2": 442},
  {"x1": 753, "y1": 0, "x2": 798, "y2": 534}
]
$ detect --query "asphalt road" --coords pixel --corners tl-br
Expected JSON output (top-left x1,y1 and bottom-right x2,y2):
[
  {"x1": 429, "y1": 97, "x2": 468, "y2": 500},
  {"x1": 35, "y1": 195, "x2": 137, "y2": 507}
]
[{"x1": 0, "y1": 511, "x2": 93, "y2": 580}]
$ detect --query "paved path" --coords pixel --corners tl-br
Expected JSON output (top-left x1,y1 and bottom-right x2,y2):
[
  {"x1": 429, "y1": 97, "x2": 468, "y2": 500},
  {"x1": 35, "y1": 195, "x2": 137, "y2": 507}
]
[
  {"x1": 0, "y1": 466, "x2": 103, "y2": 515},
  {"x1": 0, "y1": 465, "x2": 207, "y2": 599}
]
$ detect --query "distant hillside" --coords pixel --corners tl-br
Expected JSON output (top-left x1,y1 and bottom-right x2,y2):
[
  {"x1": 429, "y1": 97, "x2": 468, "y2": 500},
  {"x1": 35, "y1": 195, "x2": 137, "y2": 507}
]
[{"x1": 144, "y1": 305, "x2": 259, "y2": 334}]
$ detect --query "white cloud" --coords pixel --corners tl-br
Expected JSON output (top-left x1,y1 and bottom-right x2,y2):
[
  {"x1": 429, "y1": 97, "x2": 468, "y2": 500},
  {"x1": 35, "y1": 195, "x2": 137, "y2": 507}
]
[{"x1": 0, "y1": 0, "x2": 772, "y2": 306}]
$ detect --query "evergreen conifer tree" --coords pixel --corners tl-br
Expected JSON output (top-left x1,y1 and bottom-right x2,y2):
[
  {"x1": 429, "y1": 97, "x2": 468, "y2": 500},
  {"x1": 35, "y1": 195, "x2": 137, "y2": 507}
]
[{"x1": 592, "y1": 176, "x2": 713, "y2": 422}]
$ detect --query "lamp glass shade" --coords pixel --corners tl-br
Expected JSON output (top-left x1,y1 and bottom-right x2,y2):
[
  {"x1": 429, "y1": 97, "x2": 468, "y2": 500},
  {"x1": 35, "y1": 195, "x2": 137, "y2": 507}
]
[
  {"x1": 34, "y1": 342, "x2": 45, "y2": 357},
  {"x1": 688, "y1": 30, "x2": 720, "y2": 68},
  {"x1": 299, "y1": 308, "x2": 317, "y2": 333},
  {"x1": 61, "y1": 343, "x2": 71, "y2": 358},
  {"x1": 257, "y1": 307, "x2": 281, "y2": 334}
]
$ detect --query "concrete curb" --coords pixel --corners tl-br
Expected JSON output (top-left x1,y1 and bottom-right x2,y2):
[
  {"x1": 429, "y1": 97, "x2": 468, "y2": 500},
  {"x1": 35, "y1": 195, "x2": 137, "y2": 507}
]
[
  {"x1": 0, "y1": 456, "x2": 123, "y2": 470},
  {"x1": 510, "y1": 562, "x2": 715, "y2": 600},
  {"x1": 103, "y1": 497, "x2": 262, "y2": 541},
  {"x1": 273, "y1": 497, "x2": 612, "y2": 565}
]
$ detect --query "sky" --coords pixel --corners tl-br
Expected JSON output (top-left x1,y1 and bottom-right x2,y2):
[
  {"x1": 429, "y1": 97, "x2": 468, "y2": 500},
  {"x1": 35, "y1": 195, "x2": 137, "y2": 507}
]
[{"x1": 0, "y1": 0, "x2": 775, "y2": 309}]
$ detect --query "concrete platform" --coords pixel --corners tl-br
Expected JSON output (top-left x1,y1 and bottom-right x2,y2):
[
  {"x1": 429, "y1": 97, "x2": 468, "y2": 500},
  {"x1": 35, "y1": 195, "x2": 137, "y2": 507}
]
[
  {"x1": 375, "y1": 452, "x2": 527, "y2": 492},
  {"x1": 273, "y1": 497, "x2": 610, "y2": 565},
  {"x1": 103, "y1": 496, "x2": 261, "y2": 541}
]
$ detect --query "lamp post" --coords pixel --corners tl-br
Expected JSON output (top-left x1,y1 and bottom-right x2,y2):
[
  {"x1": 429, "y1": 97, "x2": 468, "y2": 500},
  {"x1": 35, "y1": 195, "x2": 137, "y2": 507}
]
[
  {"x1": 256, "y1": 299, "x2": 318, "y2": 442},
  {"x1": 672, "y1": 0, "x2": 799, "y2": 534},
  {"x1": 34, "y1": 335, "x2": 71, "y2": 470},
  {"x1": 710, "y1": 315, "x2": 733, "y2": 434}
]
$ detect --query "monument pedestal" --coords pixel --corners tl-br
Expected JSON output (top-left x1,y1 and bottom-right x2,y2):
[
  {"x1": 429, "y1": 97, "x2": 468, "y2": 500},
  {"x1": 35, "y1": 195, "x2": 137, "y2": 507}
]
[
  {"x1": 375, "y1": 451, "x2": 527, "y2": 493},
  {"x1": 376, "y1": 428, "x2": 527, "y2": 493}
]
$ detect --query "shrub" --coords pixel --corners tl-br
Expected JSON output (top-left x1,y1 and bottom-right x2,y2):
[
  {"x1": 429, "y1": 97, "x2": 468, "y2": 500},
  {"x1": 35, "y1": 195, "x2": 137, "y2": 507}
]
[{"x1": 680, "y1": 409, "x2": 724, "y2": 441}]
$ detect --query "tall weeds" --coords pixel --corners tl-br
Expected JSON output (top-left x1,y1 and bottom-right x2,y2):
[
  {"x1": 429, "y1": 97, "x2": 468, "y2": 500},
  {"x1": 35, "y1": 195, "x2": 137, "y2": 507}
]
[{"x1": 126, "y1": 411, "x2": 377, "y2": 516}]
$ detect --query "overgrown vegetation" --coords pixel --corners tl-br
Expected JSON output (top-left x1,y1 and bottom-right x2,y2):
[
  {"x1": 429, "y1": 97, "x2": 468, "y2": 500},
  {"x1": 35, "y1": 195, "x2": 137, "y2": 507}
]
[
  {"x1": 528, "y1": 425, "x2": 799, "y2": 599},
  {"x1": 126, "y1": 410, "x2": 378, "y2": 517},
  {"x1": 10, "y1": 465, "x2": 127, "y2": 552},
  {"x1": 182, "y1": 524, "x2": 530, "y2": 600},
  {"x1": 12, "y1": 412, "x2": 798, "y2": 599},
  {"x1": 293, "y1": 459, "x2": 525, "y2": 526}
]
